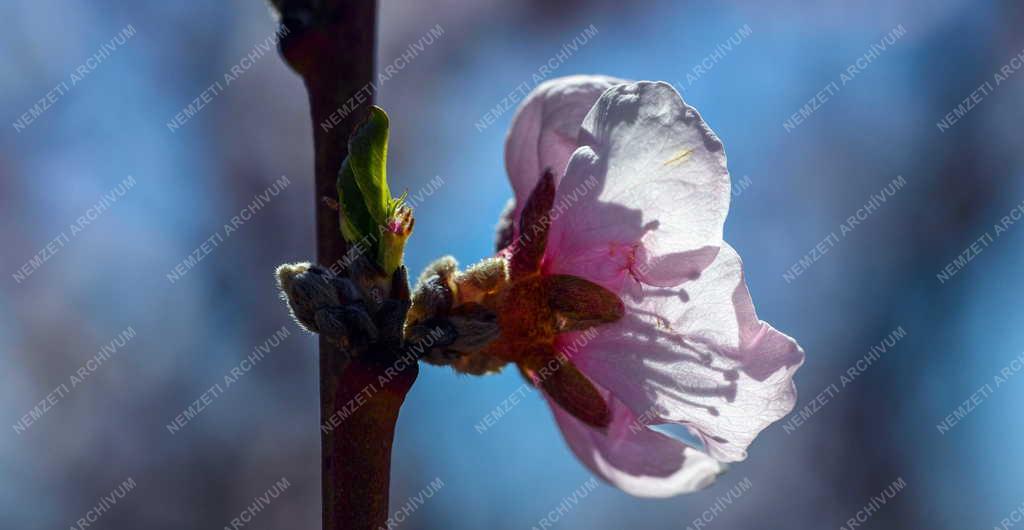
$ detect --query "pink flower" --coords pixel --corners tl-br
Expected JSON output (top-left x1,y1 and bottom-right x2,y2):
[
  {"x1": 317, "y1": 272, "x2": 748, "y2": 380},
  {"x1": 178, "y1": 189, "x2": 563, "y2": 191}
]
[{"x1": 499, "y1": 75, "x2": 804, "y2": 497}]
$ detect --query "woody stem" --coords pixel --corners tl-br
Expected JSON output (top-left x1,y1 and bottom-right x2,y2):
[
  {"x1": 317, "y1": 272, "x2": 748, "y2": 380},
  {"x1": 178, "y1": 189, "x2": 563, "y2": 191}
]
[{"x1": 274, "y1": 1, "x2": 418, "y2": 529}]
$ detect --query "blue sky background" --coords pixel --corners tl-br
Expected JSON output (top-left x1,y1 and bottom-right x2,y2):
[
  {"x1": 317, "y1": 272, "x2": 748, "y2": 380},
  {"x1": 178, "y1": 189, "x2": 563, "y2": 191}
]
[{"x1": 1, "y1": 0, "x2": 1022, "y2": 528}]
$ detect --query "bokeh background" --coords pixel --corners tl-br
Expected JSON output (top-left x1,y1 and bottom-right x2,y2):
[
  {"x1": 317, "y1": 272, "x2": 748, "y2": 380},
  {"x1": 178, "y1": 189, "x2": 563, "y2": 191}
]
[{"x1": 3, "y1": 0, "x2": 1023, "y2": 528}]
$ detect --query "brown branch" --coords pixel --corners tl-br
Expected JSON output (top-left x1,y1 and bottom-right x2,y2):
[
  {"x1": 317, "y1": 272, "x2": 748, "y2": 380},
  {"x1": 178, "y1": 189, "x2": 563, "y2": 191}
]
[{"x1": 275, "y1": 2, "x2": 418, "y2": 529}]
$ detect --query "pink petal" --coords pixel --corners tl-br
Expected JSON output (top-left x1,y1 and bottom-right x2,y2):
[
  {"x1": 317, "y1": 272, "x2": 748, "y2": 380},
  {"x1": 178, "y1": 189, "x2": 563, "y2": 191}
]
[
  {"x1": 546, "y1": 389, "x2": 724, "y2": 498},
  {"x1": 505, "y1": 75, "x2": 628, "y2": 226},
  {"x1": 562, "y1": 243, "x2": 804, "y2": 464},
  {"x1": 545, "y1": 81, "x2": 731, "y2": 287}
]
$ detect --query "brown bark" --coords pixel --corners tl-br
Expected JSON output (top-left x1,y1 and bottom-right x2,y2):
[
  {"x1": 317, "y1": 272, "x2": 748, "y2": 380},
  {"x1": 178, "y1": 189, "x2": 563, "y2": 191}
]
[{"x1": 275, "y1": 2, "x2": 418, "y2": 529}]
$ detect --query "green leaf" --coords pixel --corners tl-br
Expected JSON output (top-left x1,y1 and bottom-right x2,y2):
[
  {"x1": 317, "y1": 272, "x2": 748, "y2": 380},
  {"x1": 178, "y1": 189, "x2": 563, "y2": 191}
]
[
  {"x1": 378, "y1": 204, "x2": 414, "y2": 276},
  {"x1": 336, "y1": 158, "x2": 378, "y2": 252},
  {"x1": 347, "y1": 106, "x2": 391, "y2": 225},
  {"x1": 334, "y1": 105, "x2": 415, "y2": 276}
]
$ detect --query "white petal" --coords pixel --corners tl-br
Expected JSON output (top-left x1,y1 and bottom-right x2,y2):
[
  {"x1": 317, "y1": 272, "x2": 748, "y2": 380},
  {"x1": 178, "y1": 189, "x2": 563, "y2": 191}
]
[
  {"x1": 547, "y1": 81, "x2": 731, "y2": 285},
  {"x1": 546, "y1": 391, "x2": 725, "y2": 498},
  {"x1": 565, "y1": 243, "x2": 805, "y2": 463},
  {"x1": 504, "y1": 75, "x2": 629, "y2": 225}
]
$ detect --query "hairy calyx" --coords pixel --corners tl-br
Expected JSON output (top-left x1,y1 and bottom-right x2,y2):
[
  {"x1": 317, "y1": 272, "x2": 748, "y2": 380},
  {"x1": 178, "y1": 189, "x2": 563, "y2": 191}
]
[{"x1": 408, "y1": 171, "x2": 624, "y2": 429}]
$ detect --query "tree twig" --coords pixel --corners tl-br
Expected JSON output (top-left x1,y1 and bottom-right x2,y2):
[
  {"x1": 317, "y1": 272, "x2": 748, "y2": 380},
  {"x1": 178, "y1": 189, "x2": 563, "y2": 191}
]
[{"x1": 274, "y1": 2, "x2": 419, "y2": 529}]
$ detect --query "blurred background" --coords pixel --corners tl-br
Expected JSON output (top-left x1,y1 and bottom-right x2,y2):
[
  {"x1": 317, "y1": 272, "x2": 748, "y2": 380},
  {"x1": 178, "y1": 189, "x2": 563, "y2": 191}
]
[{"x1": 2, "y1": 0, "x2": 1023, "y2": 528}]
